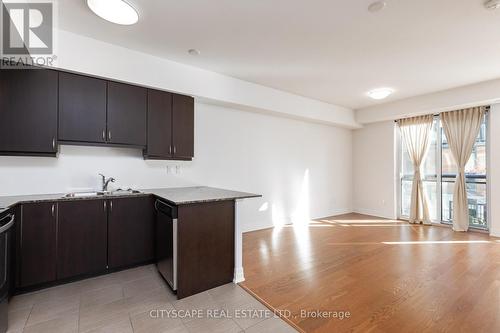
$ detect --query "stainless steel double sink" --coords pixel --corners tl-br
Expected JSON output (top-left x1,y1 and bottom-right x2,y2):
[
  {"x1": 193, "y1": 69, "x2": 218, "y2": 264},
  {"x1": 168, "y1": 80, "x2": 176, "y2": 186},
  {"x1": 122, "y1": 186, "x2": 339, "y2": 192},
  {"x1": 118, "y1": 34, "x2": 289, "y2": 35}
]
[{"x1": 64, "y1": 189, "x2": 142, "y2": 198}]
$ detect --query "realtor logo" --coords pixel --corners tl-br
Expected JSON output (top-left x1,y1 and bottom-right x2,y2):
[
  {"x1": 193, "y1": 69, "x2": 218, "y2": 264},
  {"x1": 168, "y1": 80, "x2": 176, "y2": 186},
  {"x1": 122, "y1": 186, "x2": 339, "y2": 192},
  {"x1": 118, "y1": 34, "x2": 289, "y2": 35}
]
[
  {"x1": 2, "y1": 1, "x2": 52, "y2": 55},
  {"x1": 1, "y1": 0, "x2": 57, "y2": 68}
]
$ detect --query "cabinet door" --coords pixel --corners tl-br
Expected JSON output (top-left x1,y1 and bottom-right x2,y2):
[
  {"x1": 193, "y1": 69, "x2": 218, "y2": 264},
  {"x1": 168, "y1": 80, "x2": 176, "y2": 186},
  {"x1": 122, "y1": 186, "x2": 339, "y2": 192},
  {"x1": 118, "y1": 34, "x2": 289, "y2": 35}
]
[
  {"x1": 59, "y1": 72, "x2": 107, "y2": 143},
  {"x1": 177, "y1": 201, "x2": 234, "y2": 299},
  {"x1": 0, "y1": 68, "x2": 58, "y2": 155},
  {"x1": 57, "y1": 200, "x2": 107, "y2": 279},
  {"x1": 172, "y1": 94, "x2": 194, "y2": 159},
  {"x1": 107, "y1": 82, "x2": 147, "y2": 146},
  {"x1": 19, "y1": 202, "x2": 57, "y2": 287},
  {"x1": 108, "y1": 196, "x2": 155, "y2": 269},
  {"x1": 145, "y1": 89, "x2": 173, "y2": 158}
]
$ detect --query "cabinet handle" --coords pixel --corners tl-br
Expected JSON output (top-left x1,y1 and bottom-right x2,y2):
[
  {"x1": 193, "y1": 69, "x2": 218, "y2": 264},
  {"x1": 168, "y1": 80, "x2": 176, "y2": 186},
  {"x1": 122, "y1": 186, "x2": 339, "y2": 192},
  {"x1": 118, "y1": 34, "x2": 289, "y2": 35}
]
[
  {"x1": 103, "y1": 201, "x2": 107, "y2": 211},
  {"x1": 52, "y1": 137, "x2": 56, "y2": 150},
  {"x1": 169, "y1": 145, "x2": 172, "y2": 155},
  {"x1": 102, "y1": 130, "x2": 106, "y2": 141},
  {"x1": 0, "y1": 214, "x2": 14, "y2": 233},
  {"x1": 108, "y1": 130, "x2": 112, "y2": 140},
  {"x1": 110, "y1": 200, "x2": 113, "y2": 212},
  {"x1": 51, "y1": 204, "x2": 55, "y2": 217},
  {"x1": 173, "y1": 146, "x2": 177, "y2": 155}
]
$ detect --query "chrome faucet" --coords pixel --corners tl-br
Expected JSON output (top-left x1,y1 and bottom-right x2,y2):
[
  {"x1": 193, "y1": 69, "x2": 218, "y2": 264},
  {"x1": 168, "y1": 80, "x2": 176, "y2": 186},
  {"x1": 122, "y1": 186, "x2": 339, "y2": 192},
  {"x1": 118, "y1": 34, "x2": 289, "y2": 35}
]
[{"x1": 99, "y1": 174, "x2": 115, "y2": 192}]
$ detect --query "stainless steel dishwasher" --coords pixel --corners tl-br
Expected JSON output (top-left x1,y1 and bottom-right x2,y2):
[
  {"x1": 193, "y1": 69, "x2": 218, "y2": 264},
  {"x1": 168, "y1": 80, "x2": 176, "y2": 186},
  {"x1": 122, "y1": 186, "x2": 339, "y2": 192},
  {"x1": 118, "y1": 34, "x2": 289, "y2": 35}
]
[
  {"x1": 0, "y1": 210, "x2": 14, "y2": 333},
  {"x1": 155, "y1": 200, "x2": 178, "y2": 291}
]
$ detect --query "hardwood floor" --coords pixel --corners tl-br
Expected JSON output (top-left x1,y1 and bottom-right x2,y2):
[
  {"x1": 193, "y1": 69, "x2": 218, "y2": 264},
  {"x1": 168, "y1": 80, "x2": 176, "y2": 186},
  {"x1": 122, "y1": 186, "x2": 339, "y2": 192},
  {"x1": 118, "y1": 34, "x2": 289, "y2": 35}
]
[{"x1": 241, "y1": 213, "x2": 500, "y2": 333}]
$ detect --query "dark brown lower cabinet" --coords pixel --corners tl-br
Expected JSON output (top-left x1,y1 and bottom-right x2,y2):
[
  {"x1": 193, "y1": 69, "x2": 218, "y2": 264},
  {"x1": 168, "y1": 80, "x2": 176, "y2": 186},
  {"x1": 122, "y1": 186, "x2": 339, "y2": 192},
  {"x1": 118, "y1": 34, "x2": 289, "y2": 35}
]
[
  {"x1": 57, "y1": 200, "x2": 107, "y2": 279},
  {"x1": 177, "y1": 200, "x2": 235, "y2": 299},
  {"x1": 108, "y1": 196, "x2": 155, "y2": 269},
  {"x1": 14, "y1": 196, "x2": 235, "y2": 298},
  {"x1": 18, "y1": 202, "x2": 57, "y2": 288}
]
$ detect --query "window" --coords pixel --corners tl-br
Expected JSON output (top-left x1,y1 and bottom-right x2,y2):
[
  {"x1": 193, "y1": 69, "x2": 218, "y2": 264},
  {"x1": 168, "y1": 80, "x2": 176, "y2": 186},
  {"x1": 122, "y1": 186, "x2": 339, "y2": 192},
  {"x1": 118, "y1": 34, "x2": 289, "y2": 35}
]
[{"x1": 399, "y1": 113, "x2": 488, "y2": 229}]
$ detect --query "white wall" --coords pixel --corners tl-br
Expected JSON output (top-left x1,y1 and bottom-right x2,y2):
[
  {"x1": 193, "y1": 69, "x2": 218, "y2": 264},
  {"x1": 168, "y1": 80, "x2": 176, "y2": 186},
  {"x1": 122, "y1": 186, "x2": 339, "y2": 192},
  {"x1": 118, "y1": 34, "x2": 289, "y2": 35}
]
[
  {"x1": 352, "y1": 121, "x2": 397, "y2": 219},
  {"x1": 489, "y1": 104, "x2": 500, "y2": 237},
  {"x1": 0, "y1": 102, "x2": 353, "y2": 232}
]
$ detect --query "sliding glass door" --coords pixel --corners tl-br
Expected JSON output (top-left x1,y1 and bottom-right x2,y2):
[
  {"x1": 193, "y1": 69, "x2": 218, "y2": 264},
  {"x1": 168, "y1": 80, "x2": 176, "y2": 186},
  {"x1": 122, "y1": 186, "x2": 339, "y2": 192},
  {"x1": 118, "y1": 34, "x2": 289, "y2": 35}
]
[
  {"x1": 399, "y1": 113, "x2": 488, "y2": 230},
  {"x1": 441, "y1": 115, "x2": 487, "y2": 228}
]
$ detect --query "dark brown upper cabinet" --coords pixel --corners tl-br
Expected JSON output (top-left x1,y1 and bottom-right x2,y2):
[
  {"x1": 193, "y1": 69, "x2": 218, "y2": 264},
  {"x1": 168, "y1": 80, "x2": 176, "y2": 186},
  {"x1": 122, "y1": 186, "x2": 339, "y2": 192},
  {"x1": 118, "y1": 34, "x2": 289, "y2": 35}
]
[
  {"x1": 18, "y1": 202, "x2": 57, "y2": 288},
  {"x1": 1, "y1": 66, "x2": 192, "y2": 158},
  {"x1": 58, "y1": 72, "x2": 107, "y2": 144},
  {"x1": 144, "y1": 92, "x2": 194, "y2": 160},
  {"x1": 144, "y1": 90, "x2": 173, "y2": 159},
  {"x1": 172, "y1": 94, "x2": 195, "y2": 160},
  {"x1": 57, "y1": 200, "x2": 108, "y2": 280},
  {"x1": 107, "y1": 82, "x2": 147, "y2": 147},
  {"x1": 0, "y1": 68, "x2": 58, "y2": 156}
]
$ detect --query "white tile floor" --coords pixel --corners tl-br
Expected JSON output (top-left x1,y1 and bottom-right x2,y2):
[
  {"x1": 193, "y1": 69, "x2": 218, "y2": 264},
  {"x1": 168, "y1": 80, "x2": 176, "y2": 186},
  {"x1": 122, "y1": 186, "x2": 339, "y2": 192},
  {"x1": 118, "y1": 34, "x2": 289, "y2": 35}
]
[{"x1": 7, "y1": 265, "x2": 297, "y2": 333}]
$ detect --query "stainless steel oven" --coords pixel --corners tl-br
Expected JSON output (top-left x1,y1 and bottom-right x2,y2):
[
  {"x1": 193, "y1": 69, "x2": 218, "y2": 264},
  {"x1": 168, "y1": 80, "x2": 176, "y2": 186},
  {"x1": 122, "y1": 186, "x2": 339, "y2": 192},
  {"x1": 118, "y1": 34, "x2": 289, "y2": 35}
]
[
  {"x1": 155, "y1": 200, "x2": 178, "y2": 291},
  {"x1": 0, "y1": 210, "x2": 14, "y2": 333}
]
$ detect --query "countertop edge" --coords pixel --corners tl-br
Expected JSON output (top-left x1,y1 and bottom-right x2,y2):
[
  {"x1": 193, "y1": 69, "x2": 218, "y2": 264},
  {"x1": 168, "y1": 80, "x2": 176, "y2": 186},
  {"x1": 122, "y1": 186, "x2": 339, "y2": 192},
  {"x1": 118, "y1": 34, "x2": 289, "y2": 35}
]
[
  {"x1": 0, "y1": 187, "x2": 262, "y2": 212},
  {"x1": 150, "y1": 193, "x2": 262, "y2": 206}
]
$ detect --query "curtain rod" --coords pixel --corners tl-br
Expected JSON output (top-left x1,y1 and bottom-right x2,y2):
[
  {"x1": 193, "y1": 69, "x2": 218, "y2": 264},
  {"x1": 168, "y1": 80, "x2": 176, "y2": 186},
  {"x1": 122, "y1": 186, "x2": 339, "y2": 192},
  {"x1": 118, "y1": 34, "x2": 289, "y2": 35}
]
[{"x1": 393, "y1": 105, "x2": 491, "y2": 123}]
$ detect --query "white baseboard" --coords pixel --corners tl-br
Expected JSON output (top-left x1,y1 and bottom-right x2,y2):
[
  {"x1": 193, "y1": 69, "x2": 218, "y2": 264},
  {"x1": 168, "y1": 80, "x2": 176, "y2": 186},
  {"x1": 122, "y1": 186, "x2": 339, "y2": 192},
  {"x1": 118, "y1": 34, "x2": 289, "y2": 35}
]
[
  {"x1": 490, "y1": 228, "x2": 500, "y2": 238},
  {"x1": 242, "y1": 208, "x2": 353, "y2": 233},
  {"x1": 352, "y1": 208, "x2": 396, "y2": 220},
  {"x1": 233, "y1": 267, "x2": 245, "y2": 283},
  {"x1": 317, "y1": 208, "x2": 352, "y2": 218}
]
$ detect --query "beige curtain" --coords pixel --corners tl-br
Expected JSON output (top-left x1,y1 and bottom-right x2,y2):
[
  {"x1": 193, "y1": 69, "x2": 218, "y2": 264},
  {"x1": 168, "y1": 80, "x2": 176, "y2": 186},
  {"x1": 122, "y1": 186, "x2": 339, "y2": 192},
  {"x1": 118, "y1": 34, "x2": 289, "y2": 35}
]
[
  {"x1": 398, "y1": 115, "x2": 434, "y2": 225},
  {"x1": 441, "y1": 107, "x2": 485, "y2": 232}
]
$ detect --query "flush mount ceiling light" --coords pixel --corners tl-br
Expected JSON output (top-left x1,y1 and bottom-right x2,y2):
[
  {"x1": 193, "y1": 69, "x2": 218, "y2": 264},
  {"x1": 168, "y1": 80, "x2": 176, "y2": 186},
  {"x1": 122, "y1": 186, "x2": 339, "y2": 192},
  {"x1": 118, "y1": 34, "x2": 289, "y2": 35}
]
[
  {"x1": 367, "y1": 87, "x2": 394, "y2": 100},
  {"x1": 87, "y1": 0, "x2": 139, "y2": 25},
  {"x1": 368, "y1": 1, "x2": 387, "y2": 13},
  {"x1": 484, "y1": 0, "x2": 500, "y2": 10}
]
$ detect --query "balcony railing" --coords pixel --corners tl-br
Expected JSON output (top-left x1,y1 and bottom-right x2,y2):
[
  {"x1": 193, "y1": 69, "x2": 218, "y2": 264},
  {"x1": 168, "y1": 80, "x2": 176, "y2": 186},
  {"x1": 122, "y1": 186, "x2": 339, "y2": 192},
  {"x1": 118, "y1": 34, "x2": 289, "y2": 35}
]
[{"x1": 401, "y1": 174, "x2": 487, "y2": 229}]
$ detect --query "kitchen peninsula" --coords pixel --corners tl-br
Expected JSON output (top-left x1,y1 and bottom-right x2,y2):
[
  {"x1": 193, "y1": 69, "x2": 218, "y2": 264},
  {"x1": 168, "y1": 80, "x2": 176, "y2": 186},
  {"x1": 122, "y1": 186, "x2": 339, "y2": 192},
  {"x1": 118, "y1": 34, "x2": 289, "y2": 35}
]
[{"x1": 0, "y1": 186, "x2": 260, "y2": 299}]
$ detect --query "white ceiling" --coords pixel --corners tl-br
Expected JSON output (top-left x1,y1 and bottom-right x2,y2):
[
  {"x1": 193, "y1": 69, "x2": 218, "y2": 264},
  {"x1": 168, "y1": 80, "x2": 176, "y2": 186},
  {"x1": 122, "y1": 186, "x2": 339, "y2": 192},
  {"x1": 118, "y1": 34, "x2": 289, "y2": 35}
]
[{"x1": 58, "y1": 0, "x2": 500, "y2": 109}]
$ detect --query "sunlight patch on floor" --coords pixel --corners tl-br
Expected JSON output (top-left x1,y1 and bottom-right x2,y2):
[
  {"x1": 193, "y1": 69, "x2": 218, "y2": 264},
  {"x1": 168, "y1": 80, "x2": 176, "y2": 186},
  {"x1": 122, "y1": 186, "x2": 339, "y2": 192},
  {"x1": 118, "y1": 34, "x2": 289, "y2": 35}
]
[
  {"x1": 383, "y1": 240, "x2": 493, "y2": 245},
  {"x1": 319, "y1": 218, "x2": 403, "y2": 223},
  {"x1": 340, "y1": 224, "x2": 414, "y2": 227}
]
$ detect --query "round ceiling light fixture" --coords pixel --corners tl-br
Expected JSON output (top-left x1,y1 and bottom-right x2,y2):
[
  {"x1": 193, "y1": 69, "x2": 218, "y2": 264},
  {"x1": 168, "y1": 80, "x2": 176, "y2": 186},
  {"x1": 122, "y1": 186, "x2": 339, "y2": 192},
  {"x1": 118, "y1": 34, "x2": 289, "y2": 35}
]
[
  {"x1": 484, "y1": 0, "x2": 500, "y2": 10},
  {"x1": 368, "y1": 1, "x2": 387, "y2": 13},
  {"x1": 87, "y1": 0, "x2": 139, "y2": 25},
  {"x1": 188, "y1": 49, "x2": 200, "y2": 56},
  {"x1": 367, "y1": 87, "x2": 394, "y2": 100}
]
